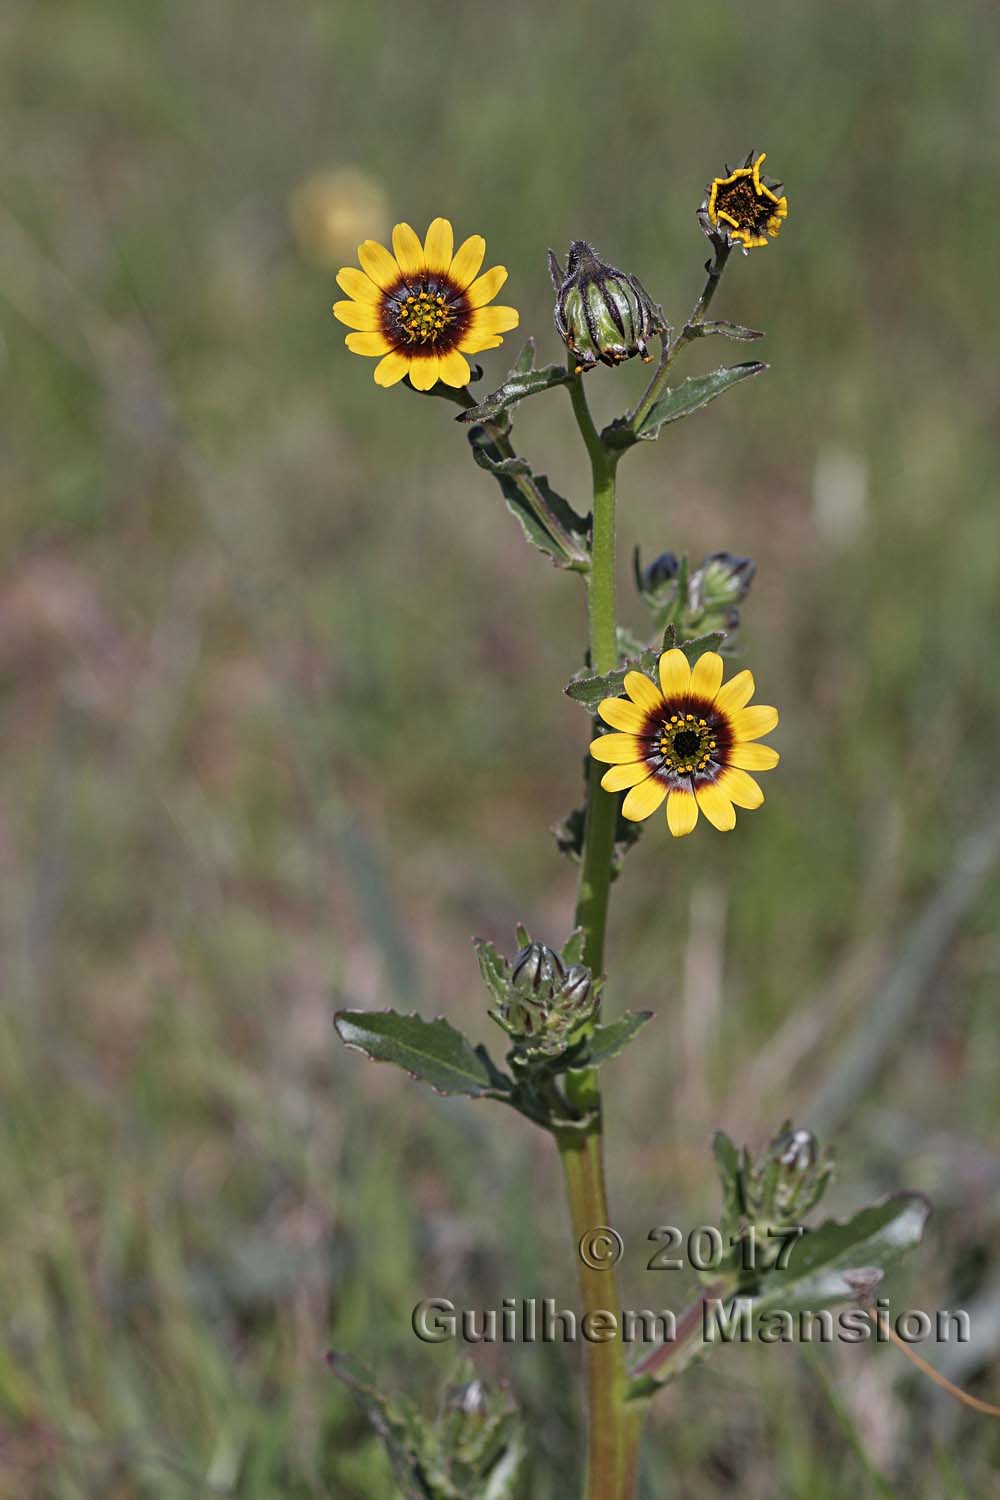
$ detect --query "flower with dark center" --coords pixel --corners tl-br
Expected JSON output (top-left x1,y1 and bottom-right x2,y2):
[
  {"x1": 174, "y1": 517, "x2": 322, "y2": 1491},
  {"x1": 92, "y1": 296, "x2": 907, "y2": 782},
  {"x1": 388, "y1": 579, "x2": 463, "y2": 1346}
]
[
  {"x1": 333, "y1": 217, "x2": 519, "y2": 390},
  {"x1": 699, "y1": 152, "x2": 788, "y2": 252},
  {"x1": 589, "y1": 649, "x2": 779, "y2": 836}
]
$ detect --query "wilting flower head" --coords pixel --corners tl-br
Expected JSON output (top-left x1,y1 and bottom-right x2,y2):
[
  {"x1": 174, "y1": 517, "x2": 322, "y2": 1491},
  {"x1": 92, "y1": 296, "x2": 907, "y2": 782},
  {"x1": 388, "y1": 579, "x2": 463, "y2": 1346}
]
[
  {"x1": 549, "y1": 241, "x2": 666, "y2": 373},
  {"x1": 589, "y1": 649, "x2": 779, "y2": 836},
  {"x1": 699, "y1": 152, "x2": 788, "y2": 252},
  {"x1": 333, "y1": 217, "x2": 519, "y2": 390}
]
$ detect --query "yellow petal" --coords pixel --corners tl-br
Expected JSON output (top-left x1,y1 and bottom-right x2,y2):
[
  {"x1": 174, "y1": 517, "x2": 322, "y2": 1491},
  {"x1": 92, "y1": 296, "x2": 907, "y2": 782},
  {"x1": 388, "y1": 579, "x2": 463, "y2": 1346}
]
[
  {"x1": 449, "y1": 234, "x2": 486, "y2": 289},
  {"x1": 391, "y1": 222, "x2": 424, "y2": 277},
  {"x1": 457, "y1": 331, "x2": 504, "y2": 354},
  {"x1": 623, "y1": 671, "x2": 663, "y2": 712},
  {"x1": 467, "y1": 326, "x2": 513, "y2": 359},
  {"x1": 336, "y1": 266, "x2": 381, "y2": 304},
  {"x1": 622, "y1": 777, "x2": 667, "y2": 822},
  {"x1": 357, "y1": 239, "x2": 400, "y2": 291},
  {"x1": 345, "y1": 331, "x2": 391, "y2": 356},
  {"x1": 332, "y1": 300, "x2": 381, "y2": 331},
  {"x1": 690, "y1": 651, "x2": 724, "y2": 701},
  {"x1": 589, "y1": 733, "x2": 643, "y2": 765},
  {"x1": 727, "y1": 742, "x2": 779, "y2": 771},
  {"x1": 373, "y1": 350, "x2": 409, "y2": 387},
  {"x1": 438, "y1": 348, "x2": 471, "y2": 388},
  {"x1": 466, "y1": 266, "x2": 508, "y2": 307},
  {"x1": 714, "y1": 668, "x2": 755, "y2": 714},
  {"x1": 718, "y1": 767, "x2": 764, "y2": 809},
  {"x1": 731, "y1": 705, "x2": 779, "y2": 741},
  {"x1": 695, "y1": 780, "x2": 736, "y2": 831},
  {"x1": 598, "y1": 697, "x2": 648, "y2": 733},
  {"x1": 467, "y1": 304, "x2": 520, "y2": 335},
  {"x1": 667, "y1": 788, "x2": 699, "y2": 837},
  {"x1": 423, "y1": 217, "x2": 454, "y2": 273},
  {"x1": 601, "y1": 762, "x2": 654, "y2": 792},
  {"x1": 406, "y1": 354, "x2": 440, "y2": 392},
  {"x1": 658, "y1": 648, "x2": 691, "y2": 700}
]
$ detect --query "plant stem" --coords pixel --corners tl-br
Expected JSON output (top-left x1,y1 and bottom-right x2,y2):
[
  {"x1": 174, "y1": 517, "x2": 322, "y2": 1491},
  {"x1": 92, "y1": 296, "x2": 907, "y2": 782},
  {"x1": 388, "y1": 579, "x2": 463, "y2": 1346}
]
[
  {"x1": 559, "y1": 372, "x2": 643, "y2": 1499},
  {"x1": 629, "y1": 242, "x2": 732, "y2": 433}
]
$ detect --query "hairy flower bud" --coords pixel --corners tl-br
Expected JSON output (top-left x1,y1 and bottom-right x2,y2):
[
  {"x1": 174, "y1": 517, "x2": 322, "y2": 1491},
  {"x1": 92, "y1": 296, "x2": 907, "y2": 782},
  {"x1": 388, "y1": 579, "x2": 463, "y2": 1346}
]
[
  {"x1": 549, "y1": 241, "x2": 667, "y2": 373},
  {"x1": 483, "y1": 934, "x2": 600, "y2": 1058}
]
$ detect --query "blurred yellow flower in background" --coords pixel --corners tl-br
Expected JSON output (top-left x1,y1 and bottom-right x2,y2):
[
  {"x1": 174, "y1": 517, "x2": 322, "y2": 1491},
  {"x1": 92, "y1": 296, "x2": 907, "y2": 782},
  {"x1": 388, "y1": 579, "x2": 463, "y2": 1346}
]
[{"x1": 290, "y1": 166, "x2": 389, "y2": 268}]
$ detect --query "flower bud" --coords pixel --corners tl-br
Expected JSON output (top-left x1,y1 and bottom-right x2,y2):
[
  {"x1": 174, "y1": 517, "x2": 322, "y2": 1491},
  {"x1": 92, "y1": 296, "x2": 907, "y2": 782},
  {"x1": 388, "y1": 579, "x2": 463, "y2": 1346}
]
[
  {"x1": 558, "y1": 963, "x2": 593, "y2": 1011},
  {"x1": 642, "y1": 551, "x2": 680, "y2": 595},
  {"x1": 510, "y1": 942, "x2": 565, "y2": 1000},
  {"x1": 549, "y1": 241, "x2": 666, "y2": 373},
  {"x1": 695, "y1": 552, "x2": 755, "y2": 610},
  {"x1": 747, "y1": 1122, "x2": 834, "y2": 1228}
]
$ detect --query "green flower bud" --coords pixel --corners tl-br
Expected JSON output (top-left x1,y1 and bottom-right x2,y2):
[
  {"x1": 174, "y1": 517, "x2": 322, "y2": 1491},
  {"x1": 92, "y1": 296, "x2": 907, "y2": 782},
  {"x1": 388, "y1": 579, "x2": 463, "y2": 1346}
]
[
  {"x1": 558, "y1": 963, "x2": 593, "y2": 1011},
  {"x1": 746, "y1": 1122, "x2": 834, "y2": 1229},
  {"x1": 486, "y1": 936, "x2": 600, "y2": 1058},
  {"x1": 549, "y1": 241, "x2": 667, "y2": 373},
  {"x1": 694, "y1": 552, "x2": 755, "y2": 610},
  {"x1": 511, "y1": 942, "x2": 564, "y2": 999}
]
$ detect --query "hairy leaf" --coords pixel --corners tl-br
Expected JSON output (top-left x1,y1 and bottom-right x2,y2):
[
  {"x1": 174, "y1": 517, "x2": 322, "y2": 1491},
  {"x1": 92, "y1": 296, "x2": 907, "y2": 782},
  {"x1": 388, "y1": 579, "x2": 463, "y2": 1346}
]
[{"x1": 335, "y1": 1009, "x2": 512, "y2": 1098}]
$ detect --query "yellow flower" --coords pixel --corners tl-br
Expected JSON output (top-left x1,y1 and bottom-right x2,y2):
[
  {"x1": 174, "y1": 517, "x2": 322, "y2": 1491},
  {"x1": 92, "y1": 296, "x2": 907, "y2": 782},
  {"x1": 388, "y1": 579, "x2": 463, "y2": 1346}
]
[
  {"x1": 290, "y1": 166, "x2": 388, "y2": 268},
  {"x1": 332, "y1": 217, "x2": 519, "y2": 391},
  {"x1": 700, "y1": 152, "x2": 788, "y2": 251},
  {"x1": 589, "y1": 649, "x2": 779, "y2": 837}
]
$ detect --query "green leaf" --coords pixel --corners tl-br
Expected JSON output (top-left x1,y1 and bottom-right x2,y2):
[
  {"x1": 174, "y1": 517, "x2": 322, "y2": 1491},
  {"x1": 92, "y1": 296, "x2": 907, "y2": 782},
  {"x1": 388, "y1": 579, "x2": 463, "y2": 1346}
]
[
  {"x1": 573, "y1": 1011, "x2": 653, "y2": 1069},
  {"x1": 467, "y1": 427, "x2": 590, "y2": 570},
  {"x1": 712, "y1": 1130, "x2": 743, "y2": 1241},
  {"x1": 690, "y1": 320, "x2": 765, "y2": 342},
  {"x1": 457, "y1": 358, "x2": 572, "y2": 424},
  {"x1": 606, "y1": 361, "x2": 768, "y2": 449},
  {"x1": 628, "y1": 1192, "x2": 930, "y2": 1395},
  {"x1": 335, "y1": 1009, "x2": 513, "y2": 1098},
  {"x1": 474, "y1": 939, "x2": 510, "y2": 1008},
  {"x1": 553, "y1": 797, "x2": 643, "y2": 877},
  {"x1": 679, "y1": 630, "x2": 727, "y2": 662},
  {"x1": 565, "y1": 652, "x2": 659, "y2": 713},
  {"x1": 750, "y1": 1192, "x2": 931, "y2": 1317}
]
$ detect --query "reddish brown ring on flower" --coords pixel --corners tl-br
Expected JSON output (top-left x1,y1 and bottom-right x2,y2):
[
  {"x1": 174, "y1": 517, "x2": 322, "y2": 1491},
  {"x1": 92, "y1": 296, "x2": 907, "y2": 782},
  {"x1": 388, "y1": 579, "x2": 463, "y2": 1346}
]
[
  {"x1": 588, "y1": 649, "x2": 779, "y2": 836},
  {"x1": 332, "y1": 217, "x2": 519, "y2": 390}
]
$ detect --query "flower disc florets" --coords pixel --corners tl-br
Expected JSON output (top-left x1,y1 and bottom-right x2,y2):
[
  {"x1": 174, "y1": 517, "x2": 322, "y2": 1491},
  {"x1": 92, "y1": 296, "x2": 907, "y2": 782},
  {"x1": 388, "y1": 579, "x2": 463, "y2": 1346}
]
[
  {"x1": 589, "y1": 649, "x2": 779, "y2": 837},
  {"x1": 333, "y1": 217, "x2": 519, "y2": 390},
  {"x1": 549, "y1": 241, "x2": 667, "y2": 373},
  {"x1": 699, "y1": 152, "x2": 788, "y2": 252}
]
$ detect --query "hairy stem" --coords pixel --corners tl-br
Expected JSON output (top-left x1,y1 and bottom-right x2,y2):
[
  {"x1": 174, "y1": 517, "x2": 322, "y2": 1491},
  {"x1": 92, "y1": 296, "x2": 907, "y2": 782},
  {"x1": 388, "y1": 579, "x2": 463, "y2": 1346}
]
[{"x1": 559, "y1": 373, "x2": 642, "y2": 1499}]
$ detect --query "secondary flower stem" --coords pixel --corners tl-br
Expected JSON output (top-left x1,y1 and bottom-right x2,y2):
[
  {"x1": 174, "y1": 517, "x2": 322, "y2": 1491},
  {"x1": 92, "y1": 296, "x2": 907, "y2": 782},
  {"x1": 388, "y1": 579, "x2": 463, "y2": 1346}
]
[
  {"x1": 629, "y1": 242, "x2": 732, "y2": 433},
  {"x1": 559, "y1": 373, "x2": 642, "y2": 1500}
]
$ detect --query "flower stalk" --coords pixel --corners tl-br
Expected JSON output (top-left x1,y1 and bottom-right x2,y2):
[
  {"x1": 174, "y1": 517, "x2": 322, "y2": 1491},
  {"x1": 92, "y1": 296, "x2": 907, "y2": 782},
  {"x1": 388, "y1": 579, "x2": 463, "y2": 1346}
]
[
  {"x1": 558, "y1": 370, "x2": 643, "y2": 1498},
  {"x1": 629, "y1": 242, "x2": 731, "y2": 433}
]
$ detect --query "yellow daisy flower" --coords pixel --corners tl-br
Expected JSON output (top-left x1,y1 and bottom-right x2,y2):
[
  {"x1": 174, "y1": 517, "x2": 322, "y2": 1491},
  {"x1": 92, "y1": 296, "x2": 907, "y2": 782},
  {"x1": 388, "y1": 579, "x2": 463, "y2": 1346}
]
[
  {"x1": 332, "y1": 216, "x2": 519, "y2": 391},
  {"x1": 588, "y1": 649, "x2": 779, "y2": 837},
  {"x1": 700, "y1": 151, "x2": 788, "y2": 251}
]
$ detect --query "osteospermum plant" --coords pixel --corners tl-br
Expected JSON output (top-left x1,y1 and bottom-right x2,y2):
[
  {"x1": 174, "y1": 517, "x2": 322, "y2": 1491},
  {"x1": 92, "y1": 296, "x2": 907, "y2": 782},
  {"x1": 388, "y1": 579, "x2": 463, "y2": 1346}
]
[{"x1": 331, "y1": 158, "x2": 935, "y2": 1499}]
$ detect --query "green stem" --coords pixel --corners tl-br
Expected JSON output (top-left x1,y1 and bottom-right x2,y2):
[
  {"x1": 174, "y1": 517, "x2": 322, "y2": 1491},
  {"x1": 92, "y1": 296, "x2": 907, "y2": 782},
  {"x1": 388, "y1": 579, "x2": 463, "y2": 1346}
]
[
  {"x1": 629, "y1": 242, "x2": 732, "y2": 434},
  {"x1": 559, "y1": 373, "x2": 642, "y2": 1500}
]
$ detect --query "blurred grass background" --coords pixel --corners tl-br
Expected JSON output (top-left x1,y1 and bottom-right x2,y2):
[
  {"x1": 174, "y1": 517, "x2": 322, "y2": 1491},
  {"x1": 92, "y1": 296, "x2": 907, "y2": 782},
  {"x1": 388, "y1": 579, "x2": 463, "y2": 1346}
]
[{"x1": 2, "y1": 0, "x2": 999, "y2": 1494}]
